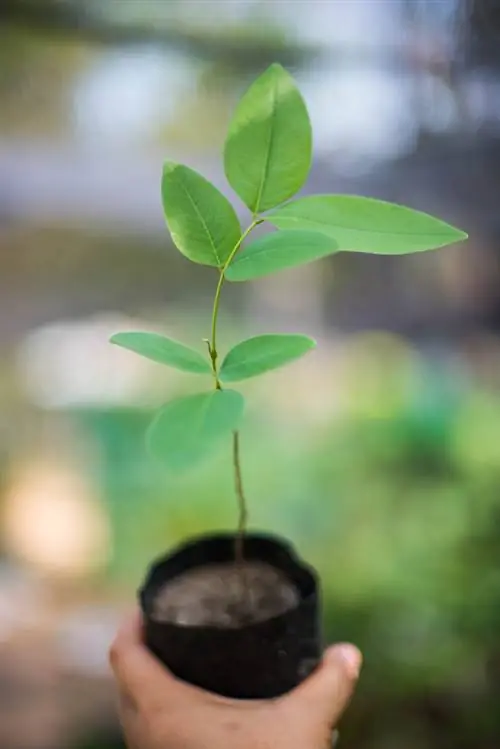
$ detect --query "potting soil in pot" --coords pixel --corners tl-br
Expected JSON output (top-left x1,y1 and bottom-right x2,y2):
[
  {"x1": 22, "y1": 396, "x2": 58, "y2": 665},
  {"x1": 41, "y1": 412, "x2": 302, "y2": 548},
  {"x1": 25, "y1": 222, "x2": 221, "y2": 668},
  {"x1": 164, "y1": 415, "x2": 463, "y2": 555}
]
[{"x1": 153, "y1": 561, "x2": 300, "y2": 628}]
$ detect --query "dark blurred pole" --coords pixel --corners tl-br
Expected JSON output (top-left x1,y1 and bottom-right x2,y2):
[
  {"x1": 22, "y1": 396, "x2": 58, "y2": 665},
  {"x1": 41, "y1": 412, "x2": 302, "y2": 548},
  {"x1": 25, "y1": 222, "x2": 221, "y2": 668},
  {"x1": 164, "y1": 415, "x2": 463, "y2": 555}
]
[{"x1": 468, "y1": 0, "x2": 500, "y2": 67}]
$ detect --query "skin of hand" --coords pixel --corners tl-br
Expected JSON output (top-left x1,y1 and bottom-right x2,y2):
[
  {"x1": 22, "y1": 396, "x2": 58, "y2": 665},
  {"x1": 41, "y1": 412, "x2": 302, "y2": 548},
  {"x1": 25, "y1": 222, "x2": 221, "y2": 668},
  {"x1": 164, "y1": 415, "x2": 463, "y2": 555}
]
[{"x1": 110, "y1": 610, "x2": 362, "y2": 749}]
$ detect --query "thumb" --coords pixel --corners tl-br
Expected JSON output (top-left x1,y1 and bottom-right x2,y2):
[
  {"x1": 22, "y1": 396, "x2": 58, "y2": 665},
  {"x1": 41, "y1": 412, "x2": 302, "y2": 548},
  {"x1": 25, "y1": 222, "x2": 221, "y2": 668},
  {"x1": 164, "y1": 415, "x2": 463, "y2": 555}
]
[{"x1": 282, "y1": 644, "x2": 362, "y2": 728}]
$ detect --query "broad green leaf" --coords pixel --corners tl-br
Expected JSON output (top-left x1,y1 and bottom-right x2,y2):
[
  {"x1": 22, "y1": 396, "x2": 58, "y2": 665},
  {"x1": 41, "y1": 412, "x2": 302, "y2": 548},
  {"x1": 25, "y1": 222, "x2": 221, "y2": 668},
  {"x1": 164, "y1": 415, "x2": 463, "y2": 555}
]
[
  {"x1": 110, "y1": 332, "x2": 212, "y2": 374},
  {"x1": 225, "y1": 230, "x2": 337, "y2": 281},
  {"x1": 148, "y1": 390, "x2": 245, "y2": 470},
  {"x1": 224, "y1": 63, "x2": 312, "y2": 213},
  {"x1": 265, "y1": 195, "x2": 468, "y2": 254},
  {"x1": 220, "y1": 334, "x2": 316, "y2": 382},
  {"x1": 162, "y1": 162, "x2": 241, "y2": 267}
]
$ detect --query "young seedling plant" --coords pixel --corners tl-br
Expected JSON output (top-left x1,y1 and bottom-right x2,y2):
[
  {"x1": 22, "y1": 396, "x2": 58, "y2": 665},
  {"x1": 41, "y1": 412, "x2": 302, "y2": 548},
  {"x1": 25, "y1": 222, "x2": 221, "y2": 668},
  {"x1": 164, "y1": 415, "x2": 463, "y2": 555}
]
[{"x1": 110, "y1": 64, "x2": 467, "y2": 564}]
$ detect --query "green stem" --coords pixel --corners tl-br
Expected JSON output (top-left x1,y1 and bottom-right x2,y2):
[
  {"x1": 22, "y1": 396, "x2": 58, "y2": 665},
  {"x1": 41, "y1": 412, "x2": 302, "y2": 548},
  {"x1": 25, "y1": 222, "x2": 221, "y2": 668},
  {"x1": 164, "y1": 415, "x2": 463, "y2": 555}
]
[{"x1": 209, "y1": 219, "x2": 260, "y2": 381}]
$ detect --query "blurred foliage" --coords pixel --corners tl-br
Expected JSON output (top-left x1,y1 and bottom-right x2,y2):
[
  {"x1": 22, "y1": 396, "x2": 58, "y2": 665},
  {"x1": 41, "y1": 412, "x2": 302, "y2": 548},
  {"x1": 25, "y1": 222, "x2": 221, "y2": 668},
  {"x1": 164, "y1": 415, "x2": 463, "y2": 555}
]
[
  {"x1": 2, "y1": 317, "x2": 499, "y2": 747},
  {"x1": 53, "y1": 346, "x2": 500, "y2": 747},
  {"x1": 1, "y1": 0, "x2": 318, "y2": 73}
]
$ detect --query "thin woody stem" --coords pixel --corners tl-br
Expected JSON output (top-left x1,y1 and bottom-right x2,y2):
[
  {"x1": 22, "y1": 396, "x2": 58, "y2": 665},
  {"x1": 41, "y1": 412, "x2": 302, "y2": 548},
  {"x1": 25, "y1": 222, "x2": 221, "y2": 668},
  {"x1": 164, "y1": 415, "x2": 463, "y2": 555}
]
[{"x1": 207, "y1": 219, "x2": 261, "y2": 561}]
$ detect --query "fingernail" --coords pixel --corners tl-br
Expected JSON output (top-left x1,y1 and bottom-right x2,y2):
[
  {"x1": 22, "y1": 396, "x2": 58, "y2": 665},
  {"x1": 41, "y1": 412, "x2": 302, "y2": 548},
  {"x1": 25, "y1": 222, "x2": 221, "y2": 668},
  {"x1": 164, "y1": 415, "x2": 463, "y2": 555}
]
[{"x1": 335, "y1": 644, "x2": 362, "y2": 678}]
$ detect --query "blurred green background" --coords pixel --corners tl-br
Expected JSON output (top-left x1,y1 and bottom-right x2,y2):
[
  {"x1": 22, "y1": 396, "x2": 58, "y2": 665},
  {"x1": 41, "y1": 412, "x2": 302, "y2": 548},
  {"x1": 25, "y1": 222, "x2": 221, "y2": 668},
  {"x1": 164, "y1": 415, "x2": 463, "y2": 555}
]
[{"x1": 1, "y1": 1, "x2": 500, "y2": 747}]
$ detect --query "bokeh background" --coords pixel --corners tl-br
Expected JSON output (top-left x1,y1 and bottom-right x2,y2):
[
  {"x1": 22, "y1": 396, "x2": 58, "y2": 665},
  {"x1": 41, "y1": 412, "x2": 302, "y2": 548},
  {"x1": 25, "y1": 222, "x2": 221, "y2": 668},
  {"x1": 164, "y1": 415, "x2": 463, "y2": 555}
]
[{"x1": 1, "y1": 1, "x2": 500, "y2": 747}]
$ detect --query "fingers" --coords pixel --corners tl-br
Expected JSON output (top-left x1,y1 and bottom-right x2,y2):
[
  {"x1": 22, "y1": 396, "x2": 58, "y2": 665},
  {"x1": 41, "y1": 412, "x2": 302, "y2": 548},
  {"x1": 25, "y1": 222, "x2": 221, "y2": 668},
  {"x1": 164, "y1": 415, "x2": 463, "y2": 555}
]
[
  {"x1": 109, "y1": 608, "x2": 186, "y2": 706},
  {"x1": 282, "y1": 644, "x2": 362, "y2": 728}
]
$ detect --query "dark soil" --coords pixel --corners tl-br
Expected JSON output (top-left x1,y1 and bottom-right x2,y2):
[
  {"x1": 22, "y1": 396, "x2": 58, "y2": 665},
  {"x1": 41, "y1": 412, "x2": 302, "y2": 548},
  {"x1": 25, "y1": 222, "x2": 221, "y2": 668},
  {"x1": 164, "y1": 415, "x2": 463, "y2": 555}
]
[{"x1": 152, "y1": 560, "x2": 300, "y2": 628}]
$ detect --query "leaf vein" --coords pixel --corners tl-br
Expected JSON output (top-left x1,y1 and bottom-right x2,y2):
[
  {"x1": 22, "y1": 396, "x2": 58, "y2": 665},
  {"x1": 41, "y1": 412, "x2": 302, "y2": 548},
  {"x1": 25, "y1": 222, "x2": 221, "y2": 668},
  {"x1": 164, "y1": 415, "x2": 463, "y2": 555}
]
[
  {"x1": 254, "y1": 78, "x2": 277, "y2": 214},
  {"x1": 178, "y1": 172, "x2": 222, "y2": 267},
  {"x1": 269, "y1": 210, "x2": 465, "y2": 238}
]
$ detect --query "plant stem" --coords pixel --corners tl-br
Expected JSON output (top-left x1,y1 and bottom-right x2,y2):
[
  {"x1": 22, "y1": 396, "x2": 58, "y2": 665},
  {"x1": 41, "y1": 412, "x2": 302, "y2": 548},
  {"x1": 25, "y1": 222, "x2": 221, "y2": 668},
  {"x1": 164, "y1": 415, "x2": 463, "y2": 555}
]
[
  {"x1": 209, "y1": 220, "x2": 260, "y2": 377},
  {"x1": 233, "y1": 429, "x2": 247, "y2": 566},
  {"x1": 207, "y1": 218, "x2": 261, "y2": 563}
]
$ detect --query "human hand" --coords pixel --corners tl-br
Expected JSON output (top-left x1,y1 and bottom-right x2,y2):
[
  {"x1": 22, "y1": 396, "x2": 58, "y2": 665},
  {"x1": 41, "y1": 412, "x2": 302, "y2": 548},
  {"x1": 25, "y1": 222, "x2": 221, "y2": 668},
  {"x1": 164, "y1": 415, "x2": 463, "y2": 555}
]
[{"x1": 110, "y1": 610, "x2": 362, "y2": 749}]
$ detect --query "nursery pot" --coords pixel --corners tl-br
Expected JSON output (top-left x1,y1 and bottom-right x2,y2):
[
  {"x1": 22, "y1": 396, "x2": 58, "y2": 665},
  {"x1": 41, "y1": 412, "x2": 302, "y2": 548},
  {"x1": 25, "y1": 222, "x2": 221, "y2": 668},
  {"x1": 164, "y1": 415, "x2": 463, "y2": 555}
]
[{"x1": 139, "y1": 532, "x2": 321, "y2": 699}]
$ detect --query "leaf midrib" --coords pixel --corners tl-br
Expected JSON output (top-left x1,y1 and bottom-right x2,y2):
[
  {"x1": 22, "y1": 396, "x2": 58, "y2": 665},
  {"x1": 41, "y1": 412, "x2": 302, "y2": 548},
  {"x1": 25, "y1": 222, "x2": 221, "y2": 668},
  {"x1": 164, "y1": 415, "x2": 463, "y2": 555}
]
[
  {"x1": 269, "y1": 204, "x2": 464, "y2": 239},
  {"x1": 194, "y1": 393, "x2": 216, "y2": 442},
  {"x1": 253, "y1": 77, "x2": 277, "y2": 214},
  {"x1": 148, "y1": 338, "x2": 197, "y2": 363},
  {"x1": 231, "y1": 247, "x2": 290, "y2": 268},
  {"x1": 115, "y1": 334, "x2": 209, "y2": 372},
  {"x1": 231, "y1": 235, "x2": 332, "y2": 269},
  {"x1": 222, "y1": 342, "x2": 310, "y2": 377},
  {"x1": 177, "y1": 172, "x2": 222, "y2": 266},
  {"x1": 174, "y1": 393, "x2": 216, "y2": 453}
]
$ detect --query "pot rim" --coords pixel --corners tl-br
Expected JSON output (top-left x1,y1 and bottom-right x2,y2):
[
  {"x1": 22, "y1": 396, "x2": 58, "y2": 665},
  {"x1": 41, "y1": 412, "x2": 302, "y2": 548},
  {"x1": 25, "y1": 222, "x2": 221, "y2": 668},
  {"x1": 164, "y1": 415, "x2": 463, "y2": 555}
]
[{"x1": 139, "y1": 531, "x2": 318, "y2": 633}]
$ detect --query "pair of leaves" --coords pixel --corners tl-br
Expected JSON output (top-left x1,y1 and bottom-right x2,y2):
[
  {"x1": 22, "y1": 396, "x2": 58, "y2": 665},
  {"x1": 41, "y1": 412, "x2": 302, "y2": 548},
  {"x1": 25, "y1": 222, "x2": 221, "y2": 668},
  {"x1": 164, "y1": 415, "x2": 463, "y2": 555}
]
[
  {"x1": 224, "y1": 195, "x2": 468, "y2": 280},
  {"x1": 161, "y1": 64, "x2": 313, "y2": 269},
  {"x1": 111, "y1": 331, "x2": 315, "y2": 468},
  {"x1": 221, "y1": 63, "x2": 466, "y2": 253},
  {"x1": 264, "y1": 196, "x2": 468, "y2": 255},
  {"x1": 110, "y1": 332, "x2": 315, "y2": 382}
]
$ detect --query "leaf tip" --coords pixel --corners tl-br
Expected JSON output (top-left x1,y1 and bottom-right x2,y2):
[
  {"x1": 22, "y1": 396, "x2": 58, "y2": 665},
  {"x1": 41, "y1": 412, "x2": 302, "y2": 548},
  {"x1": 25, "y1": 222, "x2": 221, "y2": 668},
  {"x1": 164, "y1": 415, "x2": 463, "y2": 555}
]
[
  {"x1": 162, "y1": 160, "x2": 178, "y2": 175},
  {"x1": 305, "y1": 335, "x2": 317, "y2": 349},
  {"x1": 267, "y1": 61, "x2": 286, "y2": 75},
  {"x1": 440, "y1": 225, "x2": 468, "y2": 249}
]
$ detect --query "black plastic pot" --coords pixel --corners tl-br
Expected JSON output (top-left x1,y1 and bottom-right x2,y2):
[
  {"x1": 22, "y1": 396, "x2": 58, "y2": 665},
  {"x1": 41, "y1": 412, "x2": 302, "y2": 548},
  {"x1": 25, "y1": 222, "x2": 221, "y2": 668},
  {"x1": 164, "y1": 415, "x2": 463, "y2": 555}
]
[{"x1": 139, "y1": 532, "x2": 321, "y2": 699}]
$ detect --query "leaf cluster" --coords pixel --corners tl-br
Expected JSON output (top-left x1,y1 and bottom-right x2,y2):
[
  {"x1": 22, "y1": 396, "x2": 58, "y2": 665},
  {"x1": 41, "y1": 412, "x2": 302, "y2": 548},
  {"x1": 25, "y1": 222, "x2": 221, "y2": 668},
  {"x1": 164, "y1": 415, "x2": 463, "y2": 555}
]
[{"x1": 110, "y1": 64, "x2": 467, "y2": 469}]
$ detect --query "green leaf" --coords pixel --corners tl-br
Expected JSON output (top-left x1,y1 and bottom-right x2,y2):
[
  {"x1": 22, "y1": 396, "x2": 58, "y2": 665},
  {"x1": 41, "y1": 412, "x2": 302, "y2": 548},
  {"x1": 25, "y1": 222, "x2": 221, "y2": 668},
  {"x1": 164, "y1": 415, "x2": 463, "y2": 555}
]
[
  {"x1": 225, "y1": 230, "x2": 337, "y2": 281},
  {"x1": 148, "y1": 390, "x2": 245, "y2": 470},
  {"x1": 265, "y1": 195, "x2": 468, "y2": 254},
  {"x1": 162, "y1": 162, "x2": 241, "y2": 267},
  {"x1": 224, "y1": 63, "x2": 312, "y2": 213},
  {"x1": 220, "y1": 334, "x2": 316, "y2": 382},
  {"x1": 110, "y1": 332, "x2": 212, "y2": 374}
]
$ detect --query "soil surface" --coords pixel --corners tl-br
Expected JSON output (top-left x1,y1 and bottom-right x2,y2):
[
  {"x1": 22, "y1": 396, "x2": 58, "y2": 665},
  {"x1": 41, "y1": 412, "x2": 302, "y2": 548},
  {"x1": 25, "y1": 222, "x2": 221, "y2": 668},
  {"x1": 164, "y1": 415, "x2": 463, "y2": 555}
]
[{"x1": 153, "y1": 561, "x2": 299, "y2": 628}]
